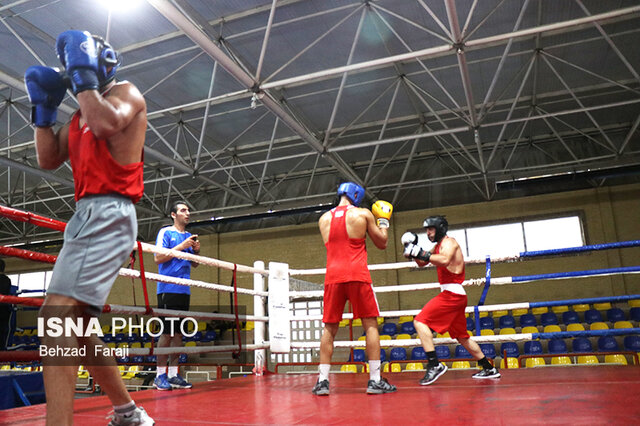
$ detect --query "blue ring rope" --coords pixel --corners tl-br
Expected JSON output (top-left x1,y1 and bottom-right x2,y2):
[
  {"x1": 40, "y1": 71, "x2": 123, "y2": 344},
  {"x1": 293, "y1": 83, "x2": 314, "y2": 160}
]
[
  {"x1": 519, "y1": 240, "x2": 640, "y2": 258},
  {"x1": 529, "y1": 294, "x2": 640, "y2": 308},
  {"x1": 512, "y1": 265, "x2": 640, "y2": 282}
]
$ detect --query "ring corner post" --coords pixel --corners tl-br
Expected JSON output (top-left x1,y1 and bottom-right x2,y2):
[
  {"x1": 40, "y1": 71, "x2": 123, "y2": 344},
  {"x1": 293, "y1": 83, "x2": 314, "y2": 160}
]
[{"x1": 253, "y1": 261, "x2": 266, "y2": 375}]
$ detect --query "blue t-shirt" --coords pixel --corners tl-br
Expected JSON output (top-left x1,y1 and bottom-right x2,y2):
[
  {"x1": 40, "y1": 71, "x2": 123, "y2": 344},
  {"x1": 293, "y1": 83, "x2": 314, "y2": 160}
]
[{"x1": 156, "y1": 226, "x2": 193, "y2": 295}]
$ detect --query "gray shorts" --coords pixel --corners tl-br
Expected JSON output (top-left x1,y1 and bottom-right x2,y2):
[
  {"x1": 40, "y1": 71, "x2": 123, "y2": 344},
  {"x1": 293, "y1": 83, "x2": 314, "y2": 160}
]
[{"x1": 47, "y1": 195, "x2": 137, "y2": 311}]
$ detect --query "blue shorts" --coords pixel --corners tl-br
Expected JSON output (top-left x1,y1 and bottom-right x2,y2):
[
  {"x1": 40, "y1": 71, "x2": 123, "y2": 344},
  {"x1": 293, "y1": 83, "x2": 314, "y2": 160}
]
[{"x1": 47, "y1": 195, "x2": 137, "y2": 311}]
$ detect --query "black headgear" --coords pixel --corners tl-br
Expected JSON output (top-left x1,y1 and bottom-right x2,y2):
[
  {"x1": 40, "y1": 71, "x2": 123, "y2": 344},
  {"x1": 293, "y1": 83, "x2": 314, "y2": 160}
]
[
  {"x1": 91, "y1": 35, "x2": 120, "y2": 88},
  {"x1": 423, "y1": 215, "x2": 448, "y2": 242}
]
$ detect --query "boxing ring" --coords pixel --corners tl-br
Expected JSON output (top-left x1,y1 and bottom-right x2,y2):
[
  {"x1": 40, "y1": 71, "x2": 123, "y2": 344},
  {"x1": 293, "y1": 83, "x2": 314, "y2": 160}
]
[{"x1": 1, "y1": 205, "x2": 640, "y2": 424}]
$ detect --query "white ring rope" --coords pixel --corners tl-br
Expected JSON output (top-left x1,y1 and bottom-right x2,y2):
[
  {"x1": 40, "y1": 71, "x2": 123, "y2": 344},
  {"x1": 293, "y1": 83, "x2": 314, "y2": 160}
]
[
  {"x1": 127, "y1": 344, "x2": 270, "y2": 356},
  {"x1": 107, "y1": 304, "x2": 269, "y2": 323},
  {"x1": 136, "y1": 241, "x2": 269, "y2": 276},
  {"x1": 118, "y1": 267, "x2": 268, "y2": 298}
]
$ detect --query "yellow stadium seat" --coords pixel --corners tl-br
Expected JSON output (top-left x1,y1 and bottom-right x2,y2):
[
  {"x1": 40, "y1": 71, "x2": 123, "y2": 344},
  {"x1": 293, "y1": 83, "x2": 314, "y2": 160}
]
[
  {"x1": 551, "y1": 305, "x2": 569, "y2": 314},
  {"x1": 101, "y1": 325, "x2": 111, "y2": 334},
  {"x1": 352, "y1": 319, "x2": 362, "y2": 327},
  {"x1": 614, "y1": 321, "x2": 633, "y2": 329},
  {"x1": 340, "y1": 364, "x2": 357, "y2": 373},
  {"x1": 406, "y1": 362, "x2": 424, "y2": 371},
  {"x1": 467, "y1": 330, "x2": 474, "y2": 337},
  {"x1": 1, "y1": 365, "x2": 11, "y2": 371},
  {"x1": 185, "y1": 341, "x2": 197, "y2": 347},
  {"x1": 543, "y1": 325, "x2": 561, "y2": 333},
  {"x1": 551, "y1": 356, "x2": 572, "y2": 365},
  {"x1": 604, "y1": 354, "x2": 627, "y2": 365},
  {"x1": 525, "y1": 357, "x2": 546, "y2": 368},
  {"x1": 107, "y1": 342, "x2": 117, "y2": 349},
  {"x1": 512, "y1": 308, "x2": 528, "y2": 317},
  {"x1": 577, "y1": 355, "x2": 599, "y2": 365},
  {"x1": 499, "y1": 327, "x2": 516, "y2": 335},
  {"x1": 339, "y1": 319, "x2": 350, "y2": 327},
  {"x1": 475, "y1": 311, "x2": 489, "y2": 318},
  {"x1": 452, "y1": 361, "x2": 470, "y2": 369},
  {"x1": 628, "y1": 300, "x2": 640, "y2": 308},
  {"x1": 118, "y1": 365, "x2": 126, "y2": 375},
  {"x1": 77, "y1": 365, "x2": 89, "y2": 378},
  {"x1": 379, "y1": 334, "x2": 392, "y2": 340},
  {"x1": 398, "y1": 315, "x2": 413, "y2": 324},
  {"x1": 390, "y1": 363, "x2": 402, "y2": 373},
  {"x1": 144, "y1": 342, "x2": 152, "y2": 348},
  {"x1": 480, "y1": 329, "x2": 495, "y2": 336},
  {"x1": 590, "y1": 322, "x2": 609, "y2": 331},
  {"x1": 130, "y1": 342, "x2": 142, "y2": 349},
  {"x1": 593, "y1": 302, "x2": 611, "y2": 311},
  {"x1": 567, "y1": 323, "x2": 585, "y2": 332},
  {"x1": 118, "y1": 342, "x2": 129, "y2": 349},
  {"x1": 382, "y1": 363, "x2": 390, "y2": 373},
  {"x1": 532, "y1": 307, "x2": 548, "y2": 315},
  {"x1": 244, "y1": 321, "x2": 255, "y2": 331},
  {"x1": 122, "y1": 366, "x2": 140, "y2": 380},
  {"x1": 376, "y1": 317, "x2": 384, "y2": 325},
  {"x1": 356, "y1": 336, "x2": 366, "y2": 350},
  {"x1": 500, "y1": 358, "x2": 519, "y2": 369},
  {"x1": 437, "y1": 331, "x2": 451, "y2": 338},
  {"x1": 573, "y1": 304, "x2": 590, "y2": 312},
  {"x1": 492, "y1": 310, "x2": 508, "y2": 318},
  {"x1": 396, "y1": 333, "x2": 412, "y2": 340},
  {"x1": 198, "y1": 321, "x2": 207, "y2": 332},
  {"x1": 521, "y1": 326, "x2": 538, "y2": 334}
]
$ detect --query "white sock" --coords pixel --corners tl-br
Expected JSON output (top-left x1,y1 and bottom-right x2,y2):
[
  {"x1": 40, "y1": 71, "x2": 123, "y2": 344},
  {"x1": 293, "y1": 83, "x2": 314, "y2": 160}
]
[
  {"x1": 318, "y1": 364, "x2": 331, "y2": 381},
  {"x1": 156, "y1": 366, "x2": 167, "y2": 377},
  {"x1": 113, "y1": 400, "x2": 136, "y2": 417},
  {"x1": 168, "y1": 366, "x2": 179, "y2": 378},
  {"x1": 369, "y1": 360, "x2": 381, "y2": 382}
]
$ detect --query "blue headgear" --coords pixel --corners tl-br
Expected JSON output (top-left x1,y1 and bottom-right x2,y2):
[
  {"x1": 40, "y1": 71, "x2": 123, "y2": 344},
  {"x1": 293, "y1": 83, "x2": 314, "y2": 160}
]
[
  {"x1": 423, "y1": 215, "x2": 448, "y2": 242},
  {"x1": 92, "y1": 35, "x2": 120, "y2": 88},
  {"x1": 337, "y1": 182, "x2": 365, "y2": 206}
]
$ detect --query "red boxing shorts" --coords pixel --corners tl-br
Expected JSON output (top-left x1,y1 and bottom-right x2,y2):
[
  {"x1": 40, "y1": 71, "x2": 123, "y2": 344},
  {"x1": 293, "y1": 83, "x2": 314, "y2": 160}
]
[
  {"x1": 414, "y1": 290, "x2": 470, "y2": 339},
  {"x1": 323, "y1": 282, "x2": 380, "y2": 324}
]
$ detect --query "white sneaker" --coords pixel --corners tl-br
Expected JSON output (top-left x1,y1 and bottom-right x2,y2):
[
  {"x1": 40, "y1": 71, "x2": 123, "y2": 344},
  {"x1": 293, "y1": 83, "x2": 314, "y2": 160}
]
[{"x1": 107, "y1": 406, "x2": 155, "y2": 426}]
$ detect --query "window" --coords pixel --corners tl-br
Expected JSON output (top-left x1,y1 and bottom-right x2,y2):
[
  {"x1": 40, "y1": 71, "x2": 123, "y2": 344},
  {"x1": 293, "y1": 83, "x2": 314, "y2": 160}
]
[
  {"x1": 7, "y1": 270, "x2": 52, "y2": 297},
  {"x1": 415, "y1": 214, "x2": 584, "y2": 259}
]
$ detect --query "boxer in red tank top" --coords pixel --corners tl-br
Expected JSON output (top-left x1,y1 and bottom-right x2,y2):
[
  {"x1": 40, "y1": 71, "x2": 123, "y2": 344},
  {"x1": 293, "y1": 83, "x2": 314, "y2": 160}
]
[
  {"x1": 312, "y1": 182, "x2": 397, "y2": 395},
  {"x1": 403, "y1": 216, "x2": 501, "y2": 386}
]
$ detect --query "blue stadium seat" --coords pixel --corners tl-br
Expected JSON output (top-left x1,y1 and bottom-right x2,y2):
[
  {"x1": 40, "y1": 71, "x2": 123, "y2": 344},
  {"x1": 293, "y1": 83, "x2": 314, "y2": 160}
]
[
  {"x1": 179, "y1": 354, "x2": 188, "y2": 363},
  {"x1": 479, "y1": 317, "x2": 495, "y2": 330},
  {"x1": 606, "y1": 308, "x2": 625, "y2": 323},
  {"x1": 631, "y1": 307, "x2": 640, "y2": 322},
  {"x1": 466, "y1": 317, "x2": 475, "y2": 331},
  {"x1": 479, "y1": 343, "x2": 496, "y2": 359},
  {"x1": 114, "y1": 333, "x2": 126, "y2": 343},
  {"x1": 499, "y1": 315, "x2": 516, "y2": 329},
  {"x1": 597, "y1": 336, "x2": 619, "y2": 351},
  {"x1": 435, "y1": 345, "x2": 450, "y2": 359},
  {"x1": 455, "y1": 345, "x2": 471, "y2": 358},
  {"x1": 401, "y1": 321, "x2": 416, "y2": 335},
  {"x1": 623, "y1": 335, "x2": 640, "y2": 351},
  {"x1": 102, "y1": 334, "x2": 113, "y2": 343},
  {"x1": 411, "y1": 347, "x2": 427, "y2": 360},
  {"x1": 202, "y1": 330, "x2": 217, "y2": 342},
  {"x1": 381, "y1": 322, "x2": 398, "y2": 336},
  {"x1": 540, "y1": 312, "x2": 558, "y2": 326},
  {"x1": 380, "y1": 348, "x2": 387, "y2": 363},
  {"x1": 548, "y1": 339, "x2": 567, "y2": 354},
  {"x1": 584, "y1": 309, "x2": 603, "y2": 324},
  {"x1": 523, "y1": 341, "x2": 543, "y2": 355},
  {"x1": 500, "y1": 342, "x2": 519, "y2": 357},
  {"x1": 351, "y1": 349, "x2": 366, "y2": 362},
  {"x1": 190, "y1": 331, "x2": 203, "y2": 341},
  {"x1": 520, "y1": 314, "x2": 537, "y2": 327},
  {"x1": 126, "y1": 335, "x2": 139, "y2": 343},
  {"x1": 562, "y1": 311, "x2": 580, "y2": 325},
  {"x1": 117, "y1": 356, "x2": 130, "y2": 363},
  {"x1": 145, "y1": 355, "x2": 157, "y2": 363},
  {"x1": 389, "y1": 347, "x2": 407, "y2": 361},
  {"x1": 572, "y1": 337, "x2": 593, "y2": 353},
  {"x1": 132, "y1": 355, "x2": 144, "y2": 364}
]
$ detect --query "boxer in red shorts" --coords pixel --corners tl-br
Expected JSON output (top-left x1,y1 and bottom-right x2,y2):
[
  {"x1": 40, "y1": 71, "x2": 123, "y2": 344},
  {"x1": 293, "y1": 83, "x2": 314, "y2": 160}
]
[
  {"x1": 311, "y1": 182, "x2": 396, "y2": 395},
  {"x1": 403, "y1": 216, "x2": 500, "y2": 385}
]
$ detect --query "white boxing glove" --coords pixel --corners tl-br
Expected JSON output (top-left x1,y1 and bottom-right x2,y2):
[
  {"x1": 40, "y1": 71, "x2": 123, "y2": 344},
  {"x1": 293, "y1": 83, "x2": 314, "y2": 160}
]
[{"x1": 401, "y1": 232, "x2": 418, "y2": 246}]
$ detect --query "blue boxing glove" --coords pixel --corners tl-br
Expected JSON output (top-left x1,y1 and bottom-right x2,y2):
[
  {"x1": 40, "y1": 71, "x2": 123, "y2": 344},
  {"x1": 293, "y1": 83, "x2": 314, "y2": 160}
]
[
  {"x1": 56, "y1": 30, "x2": 99, "y2": 94},
  {"x1": 24, "y1": 66, "x2": 67, "y2": 127}
]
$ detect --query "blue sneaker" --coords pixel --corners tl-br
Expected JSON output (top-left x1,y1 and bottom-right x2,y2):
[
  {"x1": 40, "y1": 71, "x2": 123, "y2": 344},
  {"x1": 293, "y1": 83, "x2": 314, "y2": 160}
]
[
  {"x1": 153, "y1": 373, "x2": 172, "y2": 391},
  {"x1": 168, "y1": 374, "x2": 192, "y2": 389}
]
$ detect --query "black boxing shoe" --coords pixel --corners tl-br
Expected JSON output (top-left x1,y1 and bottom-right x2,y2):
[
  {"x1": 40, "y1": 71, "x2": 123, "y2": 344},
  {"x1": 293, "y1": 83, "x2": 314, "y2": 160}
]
[
  {"x1": 312, "y1": 379, "x2": 330, "y2": 395},
  {"x1": 472, "y1": 367, "x2": 501, "y2": 379},
  {"x1": 366, "y1": 378, "x2": 397, "y2": 394},
  {"x1": 419, "y1": 363, "x2": 448, "y2": 385}
]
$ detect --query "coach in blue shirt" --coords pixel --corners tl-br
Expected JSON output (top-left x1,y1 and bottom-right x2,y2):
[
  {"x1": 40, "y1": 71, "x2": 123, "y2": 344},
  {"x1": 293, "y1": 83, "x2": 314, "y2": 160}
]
[{"x1": 153, "y1": 201, "x2": 200, "y2": 391}]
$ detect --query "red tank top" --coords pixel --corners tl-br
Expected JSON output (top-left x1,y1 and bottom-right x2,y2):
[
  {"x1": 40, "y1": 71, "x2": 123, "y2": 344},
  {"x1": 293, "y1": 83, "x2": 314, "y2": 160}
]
[
  {"x1": 324, "y1": 205, "x2": 372, "y2": 285},
  {"x1": 434, "y1": 239, "x2": 465, "y2": 284},
  {"x1": 68, "y1": 111, "x2": 144, "y2": 203}
]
